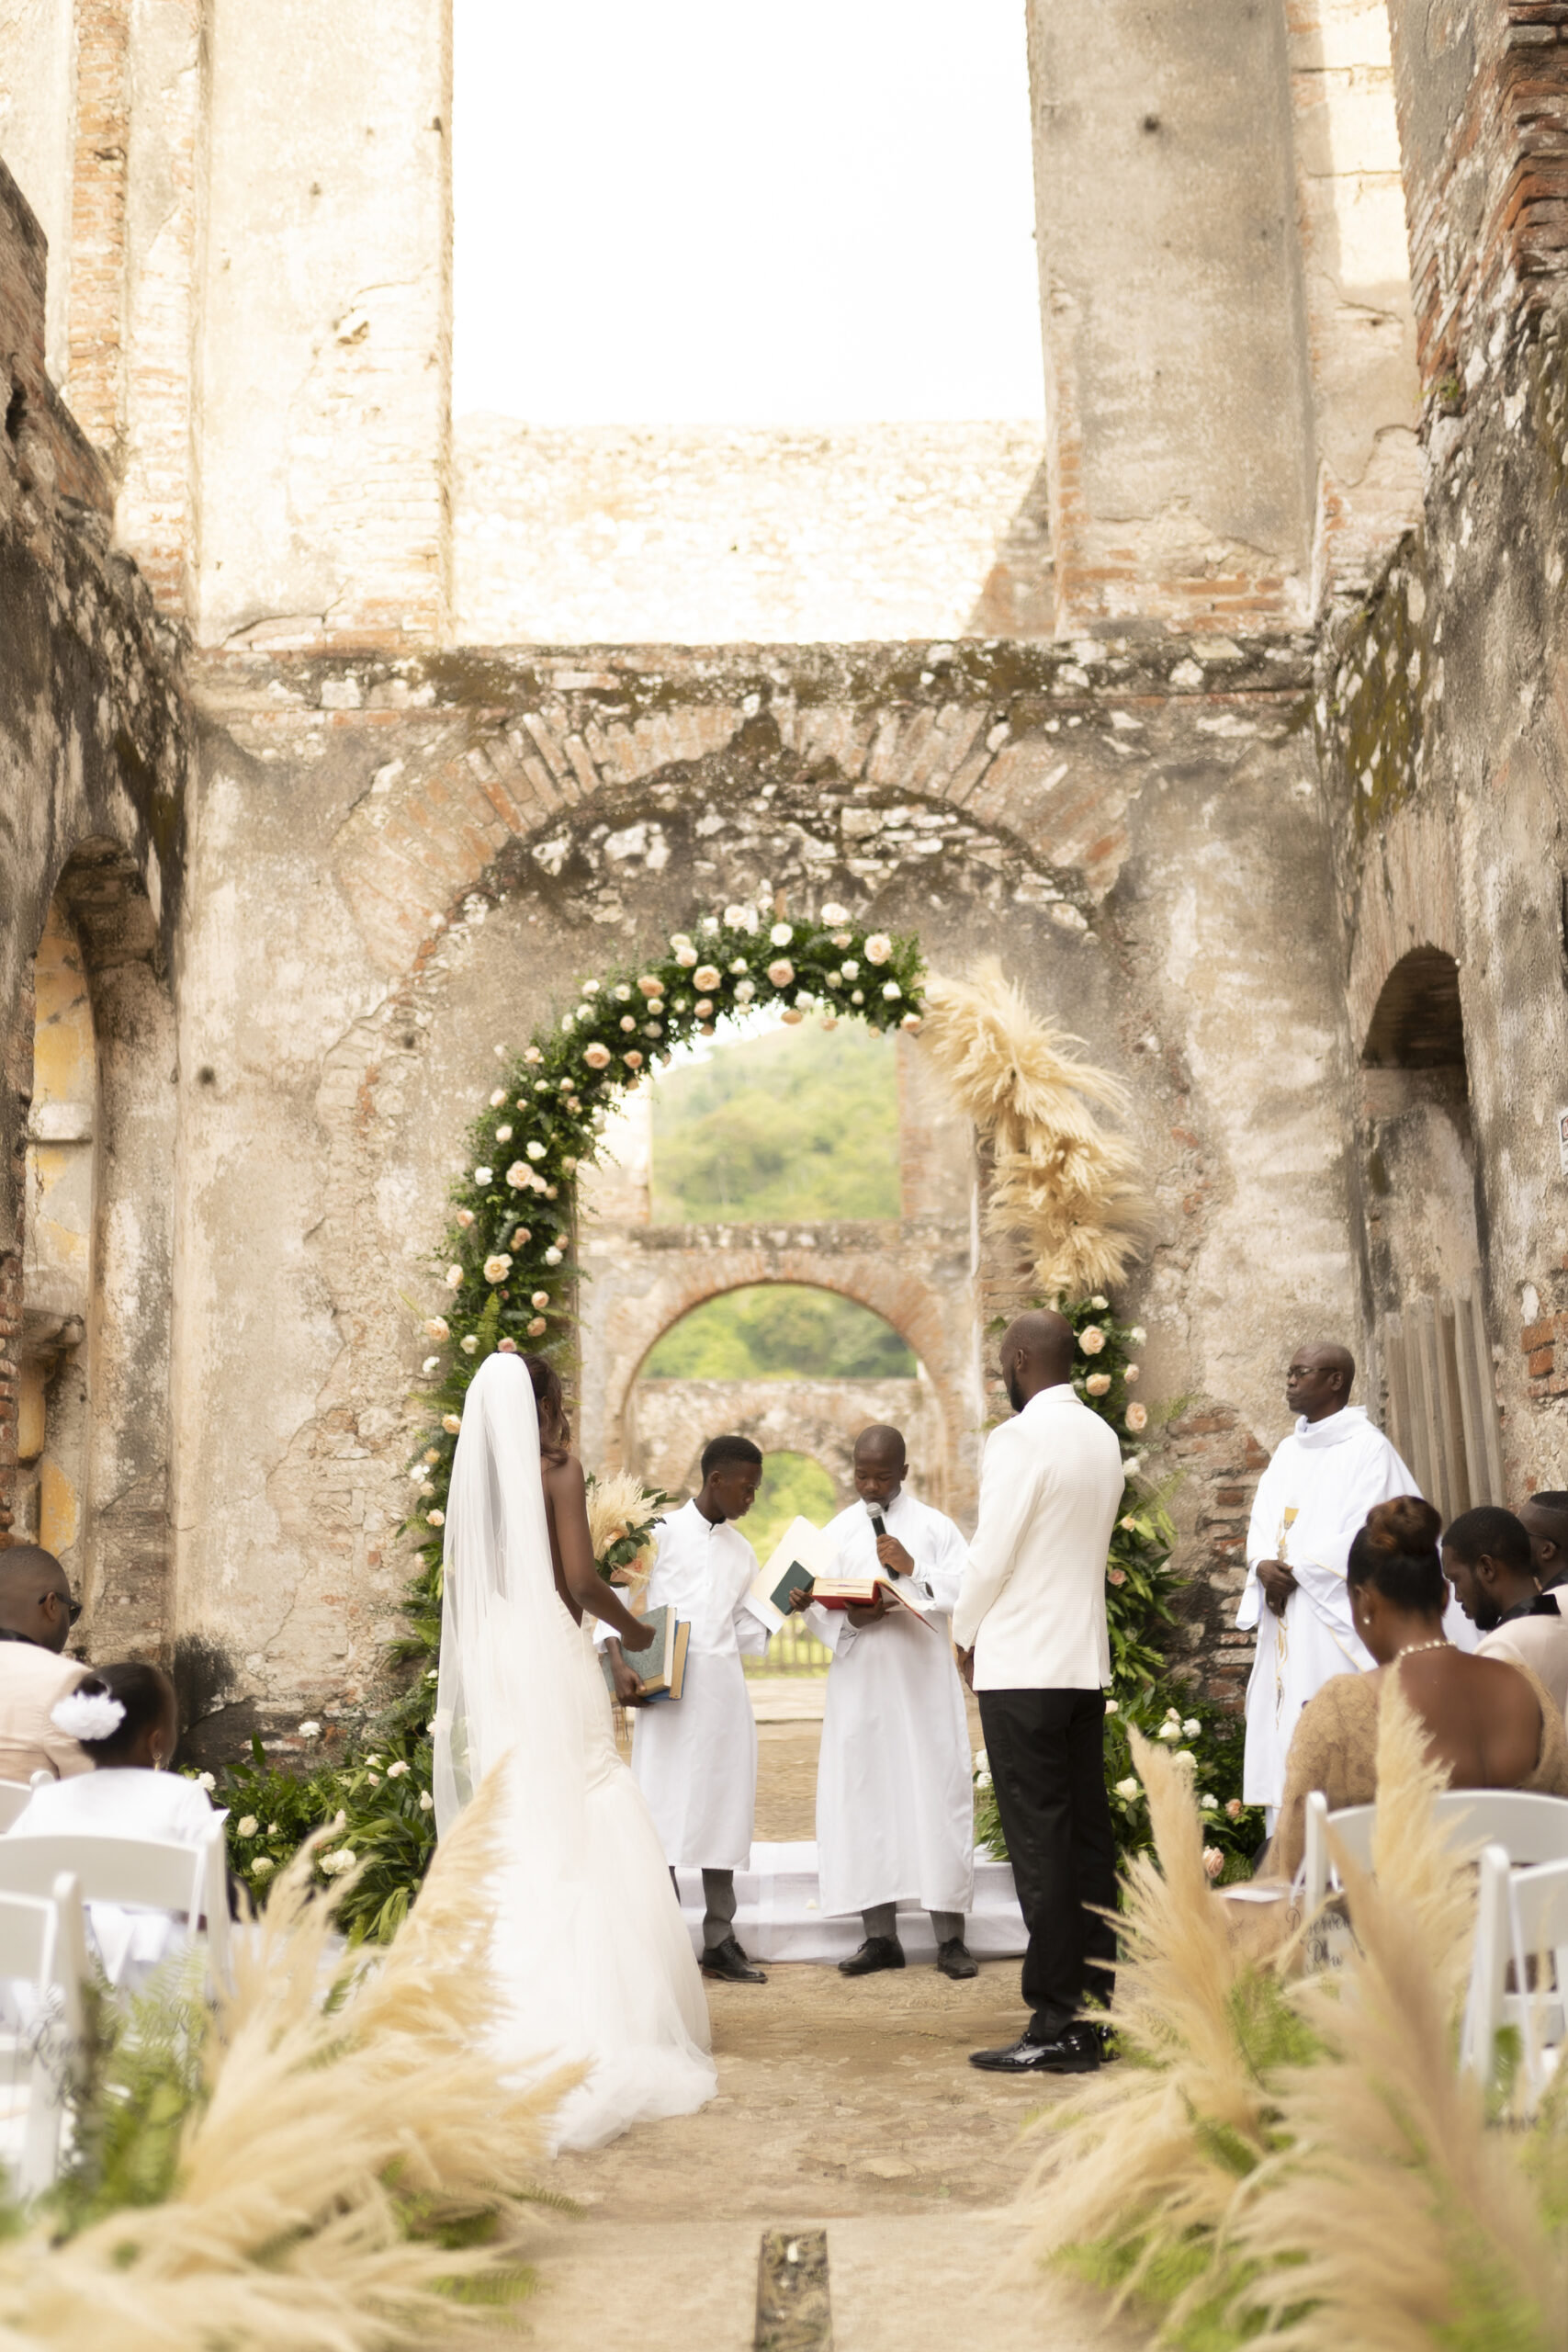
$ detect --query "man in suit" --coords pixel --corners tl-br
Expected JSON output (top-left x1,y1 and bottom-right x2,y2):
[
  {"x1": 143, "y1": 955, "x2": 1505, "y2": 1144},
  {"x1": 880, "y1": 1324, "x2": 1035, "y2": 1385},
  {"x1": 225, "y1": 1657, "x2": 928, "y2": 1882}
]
[
  {"x1": 953, "y1": 1310, "x2": 1124, "y2": 2075},
  {"x1": 0, "y1": 1543, "x2": 90, "y2": 1782}
]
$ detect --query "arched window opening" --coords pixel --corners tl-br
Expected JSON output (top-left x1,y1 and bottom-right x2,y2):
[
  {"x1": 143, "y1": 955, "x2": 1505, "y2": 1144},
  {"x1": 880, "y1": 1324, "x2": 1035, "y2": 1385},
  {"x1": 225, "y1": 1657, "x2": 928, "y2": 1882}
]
[
  {"x1": 18, "y1": 895, "x2": 96, "y2": 1582},
  {"x1": 1361, "y1": 945, "x2": 1466, "y2": 1069}
]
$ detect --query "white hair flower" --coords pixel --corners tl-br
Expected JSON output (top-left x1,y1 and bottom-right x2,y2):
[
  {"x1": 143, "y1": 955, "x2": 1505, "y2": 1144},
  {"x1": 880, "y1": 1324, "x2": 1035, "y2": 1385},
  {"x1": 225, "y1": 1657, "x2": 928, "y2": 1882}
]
[
  {"x1": 442, "y1": 1412, "x2": 461, "y2": 1435},
  {"x1": 769, "y1": 922, "x2": 794, "y2": 946},
  {"x1": 445, "y1": 1265, "x2": 464, "y2": 1290},
  {"x1": 819, "y1": 902, "x2": 849, "y2": 926},
  {"x1": 1124, "y1": 1402, "x2": 1148, "y2": 1432},
  {"x1": 1078, "y1": 1325, "x2": 1106, "y2": 1354},
  {"x1": 299, "y1": 1720, "x2": 321, "y2": 1739},
  {"x1": 51, "y1": 1690, "x2": 127, "y2": 1742},
  {"x1": 424, "y1": 1316, "x2": 449, "y2": 1341},
  {"x1": 253, "y1": 1855, "x2": 276, "y2": 1876},
  {"x1": 767, "y1": 958, "x2": 795, "y2": 989},
  {"x1": 237, "y1": 1815, "x2": 258, "y2": 1838},
  {"x1": 460, "y1": 1334, "x2": 479, "y2": 1355},
  {"x1": 863, "y1": 933, "x2": 892, "y2": 964},
  {"x1": 1114, "y1": 1776, "x2": 1141, "y2": 1801},
  {"x1": 419, "y1": 1790, "x2": 434, "y2": 1812},
  {"x1": 1085, "y1": 1373, "x2": 1111, "y2": 1396},
  {"x1": 582, "y1": 1042, "x2": 612, "y2": 1069},
  {"x1": 489, "y1": 1088, "x2": 506, "y2": 1109},
  {"x1": 427, "y1": 1508, "x2": 445, "y2": 1526}
]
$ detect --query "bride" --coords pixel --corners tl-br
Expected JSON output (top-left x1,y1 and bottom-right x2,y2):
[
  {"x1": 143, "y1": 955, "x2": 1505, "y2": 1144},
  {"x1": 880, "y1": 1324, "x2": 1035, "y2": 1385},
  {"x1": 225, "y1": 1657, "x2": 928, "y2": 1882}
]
[{"x1": 433, "y1": 1348, "x2": 716, "y2": 2149}]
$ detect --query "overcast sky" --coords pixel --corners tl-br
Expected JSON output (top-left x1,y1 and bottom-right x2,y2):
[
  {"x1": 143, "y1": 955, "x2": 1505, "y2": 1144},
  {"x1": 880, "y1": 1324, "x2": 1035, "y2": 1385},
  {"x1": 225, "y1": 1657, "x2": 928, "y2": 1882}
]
[{"x1": 453, "y1": 0, "x2": 1044, "y2": 424}]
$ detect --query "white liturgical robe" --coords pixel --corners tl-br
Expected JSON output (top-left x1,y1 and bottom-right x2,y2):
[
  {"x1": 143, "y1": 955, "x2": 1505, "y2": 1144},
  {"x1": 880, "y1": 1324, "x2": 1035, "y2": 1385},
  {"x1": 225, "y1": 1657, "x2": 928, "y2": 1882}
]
[
  {"x1": 1237, "y1": 1407, "x2": 1416, "y2": 1808},
  {"x1": 626, "y1": 1499, "x2": 773, "y2": 1870},
  {"x1": 807, "y1": 1490, "x2": 976, "y2": 1921}
]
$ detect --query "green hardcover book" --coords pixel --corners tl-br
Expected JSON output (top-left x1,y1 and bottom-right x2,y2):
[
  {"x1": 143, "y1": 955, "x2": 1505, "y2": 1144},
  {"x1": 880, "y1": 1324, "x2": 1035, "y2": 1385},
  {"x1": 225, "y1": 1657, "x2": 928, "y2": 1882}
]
[
  {"x1": 770, "y1": 1562, "x2": 815, "y2": 1615},
  {"x1": 600, "y1": 1602, "x2": 689, "y2": 1702}
]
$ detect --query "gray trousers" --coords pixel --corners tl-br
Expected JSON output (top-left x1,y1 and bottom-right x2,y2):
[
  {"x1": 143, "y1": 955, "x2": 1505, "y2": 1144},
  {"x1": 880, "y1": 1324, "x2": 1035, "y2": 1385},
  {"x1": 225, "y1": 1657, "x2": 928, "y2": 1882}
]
[
  {"x1": 863, "y1": 1903, "x2": 964, "y2": 1944},
  {"x1": 671, "y1": 1867, "x2": 739, "y2": 1949}
]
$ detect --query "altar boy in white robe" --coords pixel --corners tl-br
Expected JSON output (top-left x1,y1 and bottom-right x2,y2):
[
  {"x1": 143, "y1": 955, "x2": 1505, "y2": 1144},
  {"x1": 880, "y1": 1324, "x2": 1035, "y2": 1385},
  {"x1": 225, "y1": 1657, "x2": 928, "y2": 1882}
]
[
  {"x1": 602, "y1": 1435, "x2": 773, "y2": 1983},
  {"x1": 1238, "y1": 1340, "x2": 1422, "y2": 1824},
  {"x1": 790, "y1": 1425, "x2": 977, "y2": 1980}
]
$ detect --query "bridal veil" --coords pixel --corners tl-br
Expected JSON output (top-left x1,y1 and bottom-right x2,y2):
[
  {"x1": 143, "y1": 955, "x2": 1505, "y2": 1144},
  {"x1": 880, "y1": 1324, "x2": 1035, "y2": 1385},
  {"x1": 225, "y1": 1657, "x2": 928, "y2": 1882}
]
[{"x1": 433, "y1": 1351, "x2": 716, "y2": 2150}]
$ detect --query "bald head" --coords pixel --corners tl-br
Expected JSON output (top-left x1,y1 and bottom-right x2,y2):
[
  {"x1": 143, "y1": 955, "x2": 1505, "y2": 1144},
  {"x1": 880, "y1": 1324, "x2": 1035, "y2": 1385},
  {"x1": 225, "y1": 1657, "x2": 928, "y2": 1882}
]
[
  {"x1": 853, "y1": 1423, "x2": 908, "y2": 1508},
  {"x1": 1521, "y1": 1497, "x2": 1568, "y2": 1591},
  {"x1": 0, "y1": 1544, "x2": 74, "y2": 1654},
  {"x1": 999, "y1": 1310, "x2": 1075, "y2": 1413},
  {"x1": 1285, "y1": 1340, "x2": 1355, "y2": 1426}
]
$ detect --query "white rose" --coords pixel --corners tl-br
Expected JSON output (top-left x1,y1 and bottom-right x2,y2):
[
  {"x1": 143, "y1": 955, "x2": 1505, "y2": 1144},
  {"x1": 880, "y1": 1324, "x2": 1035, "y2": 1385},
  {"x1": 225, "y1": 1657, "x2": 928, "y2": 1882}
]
[
  {"x1": 767, "y1": 959, "x2": 795, "y2": 988},
  {"x1": 1156, "y1": 1721, "x2": 1180, "y2": 1741},
  {"x1": 387, "y1": 1760, "x2": 410, "y2": 1780},
  {"x1": 1125, "y1": 1402, "x2": 1148, "y2": 1432},
  {"x1": 770, "y1": 922, "x2": 794, "y2": 946},
  {"x1": 489, "y1": 1089, "x2": 506, "y2": 1109},
  {"x1": 544, "y1": 1246, "x2": 562, "y2": 1265},
  {"x1": 419, "y1": 1482, "x2": 434, "y2": 1499},
  {"x1": 299, "y1": 1721, "x2": 321, "y2": 1739},
  {"x1": 525, "y1": 1140, "x2": 547, "y2": 1160},
  {"x1": 424, "y1": 1317, "x2": 448, "y2": 1341},
  {"x1": 850, "y1": 989, "x2": 864, "y2": 1005},
  {"x1": 253, "y1": 1856, "x2": 276, "y2": 1876},
  {"x1": 694, "y1": 965, "x2": 722, "y2": 991},
  {"x1": 1130, "y1": 1326, "x2": 1146, "y2": 1343},
  {"x1": 1174, "y1": 1748, "x2": 1195, "y2": 1767},
  {"x1": 483, "y1": 1254, "x2": 512, "y2": 1283},
  {"x1": 614, "y1": 983, "x2": 632, "y2": 1001},
  {"x1": 882, "y1": 980, "x2": 901, "y2": 1001},
  {"x1": 237, "y1": 1815, "x2": 257, "y2": 1837},
  {"x1": 580, "y1": 982, "x2": 598, "y2": 998},
  {"x1": 973, "y1": 1748, "x2": 987, "y2": 1775},
  {"x1": 445, "y1": 1265, "x2": 463, "y2": 1290},
  {"x1": 427, "y1": 1509, "x2": 445, "y2": 1526},
  {"x1": 1103, "y1": 1697, "x2": 1118, "y2": 1714},
  {"x1": 1119, "y1": 1514, "x2": 1137, "y2": 1532},
  {"x1": 442, "y1": 1412, "x2": 461, "y2": 1434},
  {"x1": 1200, "y1": 1792, "x2": 1217, "y2": 1812},
  {"x1": 419, "y1": 1791, "x2": 434, "y2": 1812},
  {"x1": 196, "y1": 1772, "x2": 216, "y2": 1792},
  {"x1": 560, "y1": 1012, "x2": 576, "y2": 1031},
  {"x1": 1203, "y1": 1848, "x2": 1224, "y2": 1882},
  {"x1": 1090, "y1": 1294, "x2": 1109, "y2": 1310},
  {"x1": 455, "y1": 1208, "x2": 475, "y2": 1228},
  {"x1": 1114, "y1": 1776, "x2": 1141, "y2": 1801},
  {"x1": 473, "y1": 1167, "x2": 492, "y2": 1186},
  {"x1": 322, "y1": 1849, "x2": 356, "y2": 1877},
  {"x1": 863, "y1": 933, "x2": 892, "y2": 964},
  {"x1": 900, "y1": 1012, "x2": 922, "y2": 1031},
  {"x1": 1078, "y1": 1325, "x2": 1106, "y2": 1354},
  {"x1": 495, "y1": 1125, "x2": 513, "y2": 1143},
  {"x1": 675, "y1": 944, "x2": 698, "y2": 967},
  {"x1": 723, "y1": 904, "x2": 749, "y2": 929},
  {"x1": 819, "y1": 902, "x2": 849, "y2": 925},
  {"x1": 1182, "y1": 1718, "x2": 1201, "y2": 1738},
  {"x1": 459, "y1": 1334, "x2": 479, "y2": 1355},
  {"x1": 423, "y1": 1355, "x2": 439, "y2": 1373},
  {"x1": 734, "y1": 979, "x2": 756, "y2": 1002},
  {"x1": 1124, "y1": 1364, "x2": 1141, "y2": 1384},
  {"x1": 840, "y1": 958, "x2": 860, "y2": 979},
  {"x1": 1086, "y1": 1373, "x2": 1111, "y2": 1396}
]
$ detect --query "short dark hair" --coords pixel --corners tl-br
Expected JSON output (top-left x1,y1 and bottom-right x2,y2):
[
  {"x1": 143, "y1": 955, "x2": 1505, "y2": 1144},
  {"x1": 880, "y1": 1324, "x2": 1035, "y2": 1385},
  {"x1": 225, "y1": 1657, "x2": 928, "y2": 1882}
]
[
  {"x1": 1530, "y1": 1491, "x2": 1568, "y2": 1511},
  {"x1": 1347, "y1": 1496, "x2": 1446, "y2": 1612},
  {"x1": 1442, "y1": 1505, "x2": 1533, "y2": 1574},
  {"x1": 68, "y1": 1662, "x2": 175, "y2": 1764},
  {"x1": 701, "y1": 1434, "x2": 763, "y2": 1476}
]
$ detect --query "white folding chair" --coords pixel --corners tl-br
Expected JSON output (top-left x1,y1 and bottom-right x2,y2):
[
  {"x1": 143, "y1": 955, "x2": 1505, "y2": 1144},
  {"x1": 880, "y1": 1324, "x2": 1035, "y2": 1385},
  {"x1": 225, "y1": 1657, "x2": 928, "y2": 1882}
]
[
  {"x1": 1461, "y1": 1849, "x2": 1568, "y2": 2106},
  {"x1": 0, "y1": 1872, "x2": 89, "y2": 2198},
  {"x1": 0, "y1": 1828, "x2": 231, "y2": 1992},
  {"x1": 1302, "y1": 1789, "x2": 1568, "y2": 1913},
  {"x1": 0, "y1": 1781, "x2": 37, "y2": 1833}
]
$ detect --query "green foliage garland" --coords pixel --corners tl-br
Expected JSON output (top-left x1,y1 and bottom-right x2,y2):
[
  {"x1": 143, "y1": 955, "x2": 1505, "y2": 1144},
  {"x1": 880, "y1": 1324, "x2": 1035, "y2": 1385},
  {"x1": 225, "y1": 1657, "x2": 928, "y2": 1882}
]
[
  {"x1": 971, "y1": 1298, "x2": 1265, "y2": 1882},
  {"x1": 206, "y1": 901, "x2": 926, "y2": 1939}
]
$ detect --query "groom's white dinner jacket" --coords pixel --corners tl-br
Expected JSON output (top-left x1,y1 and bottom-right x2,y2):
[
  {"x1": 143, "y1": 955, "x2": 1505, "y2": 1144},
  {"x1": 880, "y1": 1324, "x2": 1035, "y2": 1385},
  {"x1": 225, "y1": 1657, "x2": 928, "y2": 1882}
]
[
  {"x1": 621, "y1": 1498, "x2": 772, "y2": 1871},
  {"x1": 952, "y1": 1383, "x2": 1124, "y2": 1691}
]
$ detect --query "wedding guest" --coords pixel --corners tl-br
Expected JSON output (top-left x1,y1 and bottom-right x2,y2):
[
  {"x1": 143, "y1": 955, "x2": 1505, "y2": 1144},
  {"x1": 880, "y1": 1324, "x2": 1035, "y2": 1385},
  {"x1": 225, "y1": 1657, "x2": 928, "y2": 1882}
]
[
  {"x1": 0, "y1": 1543, "x2": 90, "y2": 1783},
  {"x1": 10, "y1": 1660, "x2": 223, "y2": 1984},
  {"x1": 791, "y1": 1424, "x2": 976, "y2": 1980},
  {"x1": 1520, "y1": 1492, "x2": 1568, "y2": 1593},
  {"x1": 1442, "y1": 1505, "x2": 1568, "y2": 1721},
  {"x1": 1267, "y1": 1498, "x2": 1568, "y2": 1880},
  {"x1": 602, "y1": 1436, "x2": 773, "y2": 1983},
  {"x1": 953, "y1": 1311, "x2": 1125, "y2": 2075}
]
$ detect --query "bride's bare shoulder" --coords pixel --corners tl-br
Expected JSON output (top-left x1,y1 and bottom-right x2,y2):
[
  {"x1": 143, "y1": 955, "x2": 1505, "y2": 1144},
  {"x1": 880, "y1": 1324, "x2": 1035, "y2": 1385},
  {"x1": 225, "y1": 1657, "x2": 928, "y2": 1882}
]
[{"x1": 540, "y1": 1448, "x2": 586, "y2": 1496}]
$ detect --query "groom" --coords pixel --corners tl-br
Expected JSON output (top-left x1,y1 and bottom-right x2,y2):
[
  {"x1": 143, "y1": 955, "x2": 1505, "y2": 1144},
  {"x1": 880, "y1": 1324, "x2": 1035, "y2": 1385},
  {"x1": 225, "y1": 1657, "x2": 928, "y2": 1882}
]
[{"x1": 602, "y1": 1435, "x2": 773, "y2": 1983}]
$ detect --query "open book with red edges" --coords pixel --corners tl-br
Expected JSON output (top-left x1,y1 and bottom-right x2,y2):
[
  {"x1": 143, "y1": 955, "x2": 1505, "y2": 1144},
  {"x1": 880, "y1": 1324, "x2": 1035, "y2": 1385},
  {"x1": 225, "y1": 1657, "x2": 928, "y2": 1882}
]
[{"x1": 803, "y1": 1573, "x2": 937, "y2": 1627}]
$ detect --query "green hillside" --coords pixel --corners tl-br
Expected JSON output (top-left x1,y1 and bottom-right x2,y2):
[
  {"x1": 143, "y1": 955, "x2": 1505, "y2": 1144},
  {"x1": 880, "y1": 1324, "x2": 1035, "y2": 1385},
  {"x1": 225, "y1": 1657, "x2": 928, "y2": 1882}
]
[
  {"x1": 642, "y1": 1283, "x2": 916, "y2": 1380},
  {"x1": 650, "y1": 1016, "x2": 900, "y2": 1223}
]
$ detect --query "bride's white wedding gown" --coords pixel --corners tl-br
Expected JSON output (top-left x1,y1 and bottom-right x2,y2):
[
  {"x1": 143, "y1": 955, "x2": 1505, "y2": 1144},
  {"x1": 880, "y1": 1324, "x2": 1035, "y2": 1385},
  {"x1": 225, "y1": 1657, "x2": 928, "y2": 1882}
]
[{"x1": 433, "y1": 1354, "x2": 716, "y2": 2152}]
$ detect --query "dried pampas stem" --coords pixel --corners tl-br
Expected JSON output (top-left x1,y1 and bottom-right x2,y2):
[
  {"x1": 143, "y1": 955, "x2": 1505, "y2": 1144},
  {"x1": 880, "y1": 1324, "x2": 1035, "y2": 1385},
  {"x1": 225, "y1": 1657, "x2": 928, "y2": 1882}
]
[
  {"x1": 586, "y1": 1467, "x2": 663, "y2": 1589},
  {"x1": 919, "y1": 958, "x2": 1147, "y2": 1298}
]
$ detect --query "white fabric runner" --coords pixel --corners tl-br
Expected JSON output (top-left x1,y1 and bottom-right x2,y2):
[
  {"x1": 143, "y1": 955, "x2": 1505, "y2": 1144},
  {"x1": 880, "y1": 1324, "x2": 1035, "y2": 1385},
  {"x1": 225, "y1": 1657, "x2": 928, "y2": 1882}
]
[{"x1": 675, "y1": 1839, "x2": 1027, "y2": 1962}]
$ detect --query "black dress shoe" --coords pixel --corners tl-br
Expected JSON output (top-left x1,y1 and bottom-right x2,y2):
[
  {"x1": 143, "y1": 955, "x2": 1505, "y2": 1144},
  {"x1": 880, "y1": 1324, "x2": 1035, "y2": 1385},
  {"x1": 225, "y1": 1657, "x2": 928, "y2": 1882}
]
[
  {"x1": 935, "y1": 1937, "x2": 979, "y2": 1980},
  {"x1": 969, "y1": 2024, "x2": 1100, "y2": 2075},
  {"x1": 838, "y1": 1935, "x2": 906, "y2": 1976},
  {"x1": 702, "y1": 1936, "x2": 766, "y2": 1983}
]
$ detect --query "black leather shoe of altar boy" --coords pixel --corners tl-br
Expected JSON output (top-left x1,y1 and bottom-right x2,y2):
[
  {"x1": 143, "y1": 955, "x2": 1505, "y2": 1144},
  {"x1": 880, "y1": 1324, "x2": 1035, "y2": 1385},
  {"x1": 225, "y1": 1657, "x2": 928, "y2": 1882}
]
[
  {"x1": 839, "y1": 1935, "x2": 906, "y2": 1976},
  {"x1": 968, "y1": 2024, "x2": 1100, "y2": 2075},
  {"x1": 702, "y1": 1937, "x2": 767, "y2": 1983},
  {"x1": 935, "y1": 1937, "x2": 979, "y2": 1980}
]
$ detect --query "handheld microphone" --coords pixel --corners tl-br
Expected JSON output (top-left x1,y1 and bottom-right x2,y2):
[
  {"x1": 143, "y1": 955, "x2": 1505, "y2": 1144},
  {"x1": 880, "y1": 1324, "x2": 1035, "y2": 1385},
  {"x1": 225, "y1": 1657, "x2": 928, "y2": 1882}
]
[{"x1": 869, "y1": 1511, "x2": 886, "y2": 1540}]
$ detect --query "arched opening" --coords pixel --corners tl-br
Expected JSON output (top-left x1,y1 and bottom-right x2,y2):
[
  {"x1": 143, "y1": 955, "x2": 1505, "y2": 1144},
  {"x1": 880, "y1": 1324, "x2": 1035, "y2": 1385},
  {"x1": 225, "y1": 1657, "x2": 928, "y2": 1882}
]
[
  {"x1": 1357, "y1": 947, "x2": 1503, "y2": 1513},
  {"x1": 17, "y1": 895, "x2": 96, "y2": 1584}
]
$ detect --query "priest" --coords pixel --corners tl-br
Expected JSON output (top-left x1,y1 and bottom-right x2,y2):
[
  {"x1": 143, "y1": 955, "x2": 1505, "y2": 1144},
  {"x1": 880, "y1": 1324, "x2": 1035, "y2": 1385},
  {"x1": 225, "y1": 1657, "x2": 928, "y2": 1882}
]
[
  {"x1": 790, "y1": 1424, "x2": 977, "y2": 1979},
  {"x1": 1237, "y1": 1340, "x2": 1417, "y2": 1824}
]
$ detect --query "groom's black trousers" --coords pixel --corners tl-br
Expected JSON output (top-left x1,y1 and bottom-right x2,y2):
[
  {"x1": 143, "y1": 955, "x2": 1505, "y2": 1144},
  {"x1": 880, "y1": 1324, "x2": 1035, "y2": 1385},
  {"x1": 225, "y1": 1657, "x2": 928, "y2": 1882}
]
[{"x1": 978, "y1": 1687, "x2": 1117, "y2": 2039}]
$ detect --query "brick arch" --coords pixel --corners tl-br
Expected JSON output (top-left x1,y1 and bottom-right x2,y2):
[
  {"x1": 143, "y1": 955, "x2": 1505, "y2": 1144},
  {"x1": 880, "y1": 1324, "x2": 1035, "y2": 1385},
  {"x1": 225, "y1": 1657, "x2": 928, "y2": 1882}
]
[
  {"x1": 1345, "y1": 798, "x2": 1462, "y2": 1065},
  {"x1": 579, "y1": 1239, "x2": 981, "y2": 1522},
  {"x1": 332, "y1": 680, "x2": 1137, "y2": 978}
]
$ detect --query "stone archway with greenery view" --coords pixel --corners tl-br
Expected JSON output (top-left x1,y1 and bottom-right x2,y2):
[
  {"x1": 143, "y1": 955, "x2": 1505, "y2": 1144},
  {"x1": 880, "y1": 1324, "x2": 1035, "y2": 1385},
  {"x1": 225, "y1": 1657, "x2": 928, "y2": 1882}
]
[{"x1": 208, "y1": 902, "x2": 1262, "y2": 1939}]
